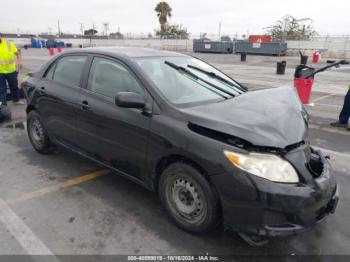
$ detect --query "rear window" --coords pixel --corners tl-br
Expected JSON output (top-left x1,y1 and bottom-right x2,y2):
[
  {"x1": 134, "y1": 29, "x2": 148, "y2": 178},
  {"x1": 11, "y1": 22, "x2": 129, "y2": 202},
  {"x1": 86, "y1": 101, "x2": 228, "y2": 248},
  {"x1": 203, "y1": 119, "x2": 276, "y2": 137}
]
[{"x1": 46, "y1": 56, "x2": 87, "y2": 87}]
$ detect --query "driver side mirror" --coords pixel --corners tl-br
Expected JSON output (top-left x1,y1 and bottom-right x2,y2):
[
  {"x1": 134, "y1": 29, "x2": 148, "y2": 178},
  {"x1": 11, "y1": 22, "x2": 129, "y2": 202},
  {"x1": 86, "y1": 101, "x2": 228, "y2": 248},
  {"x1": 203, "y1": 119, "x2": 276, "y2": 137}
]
[{"x1": 115, "y1": 92, "x2": 146, "y2": 109}]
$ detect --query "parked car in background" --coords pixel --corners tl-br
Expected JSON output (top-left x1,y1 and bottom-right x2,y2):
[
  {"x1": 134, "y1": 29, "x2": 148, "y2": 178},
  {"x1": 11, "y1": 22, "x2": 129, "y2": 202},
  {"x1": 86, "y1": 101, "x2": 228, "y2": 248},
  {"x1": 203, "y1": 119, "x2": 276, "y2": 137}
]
[{"x1": 22, "y1": 47, "x2": 338, "y2": 245}]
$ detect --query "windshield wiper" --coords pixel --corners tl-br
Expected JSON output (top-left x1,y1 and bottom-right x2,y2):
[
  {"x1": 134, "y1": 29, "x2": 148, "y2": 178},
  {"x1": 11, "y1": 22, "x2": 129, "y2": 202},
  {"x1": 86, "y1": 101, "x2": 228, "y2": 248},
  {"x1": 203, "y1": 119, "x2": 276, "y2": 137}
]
[
  {"x1": 164, "y1": 61, "x2": 236, "y2": 98},
  {"x1": 187, "y1": 64, "x2": 246, "y2": 93},
  {"x1": 165, "y1": 61, "x2": 200, "y2": 80}
]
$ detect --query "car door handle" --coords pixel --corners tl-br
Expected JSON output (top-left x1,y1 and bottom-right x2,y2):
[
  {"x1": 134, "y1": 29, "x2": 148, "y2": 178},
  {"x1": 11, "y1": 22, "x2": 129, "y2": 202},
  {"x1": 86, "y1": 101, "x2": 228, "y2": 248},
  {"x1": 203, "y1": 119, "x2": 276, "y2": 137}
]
[{"x1": 80, "y1": 101, "x2": 91, "y2": 111}]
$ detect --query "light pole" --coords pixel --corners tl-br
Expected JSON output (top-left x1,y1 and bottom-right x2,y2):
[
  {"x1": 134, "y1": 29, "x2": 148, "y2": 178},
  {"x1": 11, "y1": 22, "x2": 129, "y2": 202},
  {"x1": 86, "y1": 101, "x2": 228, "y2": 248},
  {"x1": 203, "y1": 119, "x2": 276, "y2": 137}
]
[
  {"x1": 79, "y1": 23, "x2": 84, "y2": 36},
  {"x1": 103, "y1": 23, "x2": 109, "y2": 38}
]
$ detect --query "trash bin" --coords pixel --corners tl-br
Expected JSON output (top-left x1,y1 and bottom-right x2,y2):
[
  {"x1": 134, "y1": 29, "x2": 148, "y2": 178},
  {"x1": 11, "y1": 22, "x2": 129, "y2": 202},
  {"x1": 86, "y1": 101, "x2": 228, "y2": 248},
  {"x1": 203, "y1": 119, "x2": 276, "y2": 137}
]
[
  {"x1": 300, "y1": 55, "x2": 308, "y2": 65},
  {"x1": 276, "y1": 61, "x2": 287, "y2": 75},
  {"x1": 240, "y1": 53, "x2": 247, "y2": 62},
  {"x1": 298, "y1": 50, "x2": 308, "y2": 65}
]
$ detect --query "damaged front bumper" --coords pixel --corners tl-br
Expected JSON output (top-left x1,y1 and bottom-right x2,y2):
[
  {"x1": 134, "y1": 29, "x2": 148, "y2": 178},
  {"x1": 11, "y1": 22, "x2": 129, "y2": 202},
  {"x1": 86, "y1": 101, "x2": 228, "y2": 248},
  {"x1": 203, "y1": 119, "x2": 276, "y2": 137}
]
[
  {"x1": 212, "y1": 146, "x2": 339, "y2": 237},
  {"x1": 261, "y1": 184, "x2": 339, "y2": 237}
]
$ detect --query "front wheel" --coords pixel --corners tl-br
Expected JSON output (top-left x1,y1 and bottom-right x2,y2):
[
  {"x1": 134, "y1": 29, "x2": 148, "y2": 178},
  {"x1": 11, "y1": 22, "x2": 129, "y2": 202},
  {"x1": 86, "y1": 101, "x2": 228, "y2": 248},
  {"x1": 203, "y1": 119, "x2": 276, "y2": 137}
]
[
  {"x1": 159, "y1": 163, "x2": 221, "y2": 234},
  {"x1": 27, "y1": 110, "x2": 54, "y2": 154}
]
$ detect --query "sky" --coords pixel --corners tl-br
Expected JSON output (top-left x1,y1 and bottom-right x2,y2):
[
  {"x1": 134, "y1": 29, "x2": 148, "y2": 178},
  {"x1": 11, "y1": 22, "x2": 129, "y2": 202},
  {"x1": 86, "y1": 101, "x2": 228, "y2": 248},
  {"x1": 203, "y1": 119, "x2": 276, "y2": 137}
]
[{"x1": 1, "y1": 0, "x2": 349, "y2": 37}]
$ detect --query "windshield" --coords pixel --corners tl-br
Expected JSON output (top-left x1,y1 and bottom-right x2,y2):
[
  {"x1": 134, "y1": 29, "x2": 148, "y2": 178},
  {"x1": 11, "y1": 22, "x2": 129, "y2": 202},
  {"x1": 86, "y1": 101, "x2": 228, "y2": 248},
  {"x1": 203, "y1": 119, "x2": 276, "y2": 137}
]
[{"x1": 134, "y1": 56, "x2": 244, "y2": 107}]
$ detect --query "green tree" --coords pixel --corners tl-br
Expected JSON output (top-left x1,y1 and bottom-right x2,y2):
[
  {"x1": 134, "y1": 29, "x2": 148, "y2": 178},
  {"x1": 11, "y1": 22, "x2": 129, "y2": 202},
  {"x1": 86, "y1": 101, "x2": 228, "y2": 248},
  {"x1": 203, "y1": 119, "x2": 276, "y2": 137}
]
[
  {"x1": 221, "y1": 35, "x2": 232, "y2": 41},
  {"x1": 84, "y1": 29, "x2": 98, "y2": 36},
  {"x1": 155, "y1": 24, "x2": 189, "y2": 39},
  {"x1": 200, "y1": 33, "x2": 210, "y2": 40},
  {"x1": 154, "y1": 2, "x2": 172, "y2": 36},
  {"x1": 266, "y1": 15, "x2": 317, "y2": 41},
  {"x1": 109, "y1": 32, "x2": 124, "y2": 39}
]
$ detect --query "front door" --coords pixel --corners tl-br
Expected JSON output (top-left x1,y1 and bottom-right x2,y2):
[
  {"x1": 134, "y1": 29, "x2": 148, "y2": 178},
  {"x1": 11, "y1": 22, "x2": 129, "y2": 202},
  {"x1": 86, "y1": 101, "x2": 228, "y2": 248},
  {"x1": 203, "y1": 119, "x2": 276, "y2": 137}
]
[{"x1": 76, "y1": 56, "x2": 151, "y2": 181}]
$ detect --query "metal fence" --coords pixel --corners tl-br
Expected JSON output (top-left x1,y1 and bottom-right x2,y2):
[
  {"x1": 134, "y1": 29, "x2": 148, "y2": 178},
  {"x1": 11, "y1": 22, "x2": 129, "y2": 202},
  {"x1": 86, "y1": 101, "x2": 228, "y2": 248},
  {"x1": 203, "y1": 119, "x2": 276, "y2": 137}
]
[
  {"x1": 286, "y1": 36, "x2": 350, "y2": 58},
  {"x1": 7, "y1": 35, "x2": 350, "y2": 58}
]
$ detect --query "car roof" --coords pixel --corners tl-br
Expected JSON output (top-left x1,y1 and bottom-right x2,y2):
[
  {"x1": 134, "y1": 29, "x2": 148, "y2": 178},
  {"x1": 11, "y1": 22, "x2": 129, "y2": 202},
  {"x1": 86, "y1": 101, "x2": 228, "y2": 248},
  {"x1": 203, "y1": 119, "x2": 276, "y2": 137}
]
[{"x1": 76, "y1": 46, "x2": 187, "y2": 58}]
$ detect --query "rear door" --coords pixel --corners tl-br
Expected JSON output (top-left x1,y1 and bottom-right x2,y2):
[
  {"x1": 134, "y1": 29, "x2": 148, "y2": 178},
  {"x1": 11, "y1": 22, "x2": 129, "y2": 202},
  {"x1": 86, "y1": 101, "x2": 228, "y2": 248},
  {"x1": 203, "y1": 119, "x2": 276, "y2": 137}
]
[
  {"x1": 36, "y1": 55, "x2": 88, "y2": 147},
  {"x1": 76, "y1": 56, "x2": 151, "y2": 181}
]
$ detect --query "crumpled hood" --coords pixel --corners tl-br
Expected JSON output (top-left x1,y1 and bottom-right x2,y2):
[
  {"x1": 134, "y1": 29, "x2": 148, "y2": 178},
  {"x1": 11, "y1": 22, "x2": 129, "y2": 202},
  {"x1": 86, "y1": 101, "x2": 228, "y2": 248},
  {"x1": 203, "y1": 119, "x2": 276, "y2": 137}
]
[{"x1": 181, "y1": 86, "x2": 308, "y2": 149}]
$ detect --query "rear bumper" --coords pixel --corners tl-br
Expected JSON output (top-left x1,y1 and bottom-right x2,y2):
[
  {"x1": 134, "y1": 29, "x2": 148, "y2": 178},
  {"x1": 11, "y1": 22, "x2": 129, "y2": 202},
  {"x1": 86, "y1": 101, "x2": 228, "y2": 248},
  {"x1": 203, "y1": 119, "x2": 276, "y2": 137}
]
[{"x1": 212, "y1": 149, "x2": 339, "y2": 237}]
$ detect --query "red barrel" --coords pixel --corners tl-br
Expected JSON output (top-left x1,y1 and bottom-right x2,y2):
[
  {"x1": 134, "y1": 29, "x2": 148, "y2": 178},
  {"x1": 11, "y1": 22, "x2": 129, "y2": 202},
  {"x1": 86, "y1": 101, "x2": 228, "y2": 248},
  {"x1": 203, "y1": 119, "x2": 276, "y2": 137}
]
[
  {"x1": 57, "y1": 47, "x2": 62, "y2": 53},
  {"x1": 312, "y1": 52, "x2": 320, "y2": 63},
  {"x1": 294, "y1": 78, "x2": 314, "y2": 104},
  {"x1": 49, "y1": 48, "x2": 55, "y2": 56}
]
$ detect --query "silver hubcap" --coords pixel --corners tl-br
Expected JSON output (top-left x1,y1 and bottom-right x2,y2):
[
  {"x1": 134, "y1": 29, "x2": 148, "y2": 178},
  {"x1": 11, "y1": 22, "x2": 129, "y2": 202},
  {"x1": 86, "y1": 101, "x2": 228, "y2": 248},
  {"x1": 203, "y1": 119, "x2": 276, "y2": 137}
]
[
  {"x1": 30, "y1": 119, "x2": 45, "y2": 147},
  {"x1": 171, "y1": 178, "x2": 204, "y2": 222}
]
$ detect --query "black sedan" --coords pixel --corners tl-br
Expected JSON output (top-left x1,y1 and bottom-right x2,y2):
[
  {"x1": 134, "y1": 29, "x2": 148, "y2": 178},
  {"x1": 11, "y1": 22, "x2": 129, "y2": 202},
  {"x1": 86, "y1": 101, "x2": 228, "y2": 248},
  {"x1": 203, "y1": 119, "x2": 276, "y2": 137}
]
[{"x1": 22, "y1": 47, "x2": 338, "y2": 245}]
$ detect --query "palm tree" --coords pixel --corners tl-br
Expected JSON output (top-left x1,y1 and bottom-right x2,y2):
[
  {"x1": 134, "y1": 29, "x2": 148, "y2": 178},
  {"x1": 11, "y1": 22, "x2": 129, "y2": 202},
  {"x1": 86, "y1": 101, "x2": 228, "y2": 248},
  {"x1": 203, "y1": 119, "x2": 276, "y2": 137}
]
[{"x1": 154, "y1": 2, "x2": 172, "y2": 36}]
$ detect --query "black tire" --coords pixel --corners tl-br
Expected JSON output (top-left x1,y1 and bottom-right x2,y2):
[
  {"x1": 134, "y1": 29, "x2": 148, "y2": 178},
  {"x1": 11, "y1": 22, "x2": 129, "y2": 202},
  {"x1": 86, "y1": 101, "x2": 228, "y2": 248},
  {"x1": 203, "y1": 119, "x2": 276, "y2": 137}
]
[
  {"x1": 159, "y1": 163, "x2": 221, "y2": 234},
  {"x1": 27, "y1": 110, "x2": 54, "y2": 154}
]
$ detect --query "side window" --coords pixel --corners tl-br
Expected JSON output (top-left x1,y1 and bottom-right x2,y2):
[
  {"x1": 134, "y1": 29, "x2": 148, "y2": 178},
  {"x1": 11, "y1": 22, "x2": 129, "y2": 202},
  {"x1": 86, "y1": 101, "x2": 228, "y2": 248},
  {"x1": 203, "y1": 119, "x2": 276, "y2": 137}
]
[
  {"x1": 44, "y1": 63, "x2": 56, "y2": 80},
  {"x1": 50, "y1": 56, "x2": 87, "y2": 86},
  {"x1": 87, "y1": 57, "x2": 144, "y2": 98}
]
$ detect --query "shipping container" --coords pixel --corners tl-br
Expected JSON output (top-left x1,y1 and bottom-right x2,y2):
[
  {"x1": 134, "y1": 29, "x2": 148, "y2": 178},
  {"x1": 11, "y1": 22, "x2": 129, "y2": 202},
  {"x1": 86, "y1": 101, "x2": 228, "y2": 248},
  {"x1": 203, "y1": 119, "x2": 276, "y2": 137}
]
[
  {"x1": 235, "y1": 42, "x2": 287, "y2": 56},
  {"x1": 193, "y1": 40, "x2": 234, "y2": 53},
  {"x1": 248, "y1": 35, "x2": 271, "y2": 43}
]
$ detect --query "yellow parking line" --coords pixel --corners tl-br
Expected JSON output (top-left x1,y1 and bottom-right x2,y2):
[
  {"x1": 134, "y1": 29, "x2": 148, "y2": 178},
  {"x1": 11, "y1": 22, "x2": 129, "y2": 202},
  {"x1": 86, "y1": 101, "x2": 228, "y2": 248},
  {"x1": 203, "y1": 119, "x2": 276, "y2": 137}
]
[{"x1": 7, "y1": 169, "x2": 109, "y2": 205}]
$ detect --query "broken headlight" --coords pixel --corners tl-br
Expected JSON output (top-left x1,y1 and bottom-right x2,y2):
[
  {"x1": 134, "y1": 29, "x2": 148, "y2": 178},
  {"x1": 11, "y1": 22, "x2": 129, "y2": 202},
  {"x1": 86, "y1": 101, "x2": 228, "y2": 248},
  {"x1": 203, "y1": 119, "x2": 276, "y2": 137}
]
[{"x1": 224, "y1": 150, "x2": 299, "y2": 183}]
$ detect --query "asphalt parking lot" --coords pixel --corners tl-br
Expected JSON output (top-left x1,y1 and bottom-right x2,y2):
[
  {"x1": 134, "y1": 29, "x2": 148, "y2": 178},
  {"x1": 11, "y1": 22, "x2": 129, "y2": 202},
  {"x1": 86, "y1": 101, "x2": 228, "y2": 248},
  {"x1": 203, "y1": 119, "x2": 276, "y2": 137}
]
[{"x1": 0, "y1": 48, "x2": 349, "y2": 258}]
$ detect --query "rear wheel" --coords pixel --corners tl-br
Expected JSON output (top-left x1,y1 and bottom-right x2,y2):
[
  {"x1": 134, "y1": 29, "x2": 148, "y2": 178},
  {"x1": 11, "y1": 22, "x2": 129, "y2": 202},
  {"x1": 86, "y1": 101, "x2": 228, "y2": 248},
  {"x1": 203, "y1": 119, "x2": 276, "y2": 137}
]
[
  {"x1": 27, "y1": 110, "x2": 54, "y2": 154},
  {"x1": 159, "y1": 163, "x2": 220, "y2": 233}
]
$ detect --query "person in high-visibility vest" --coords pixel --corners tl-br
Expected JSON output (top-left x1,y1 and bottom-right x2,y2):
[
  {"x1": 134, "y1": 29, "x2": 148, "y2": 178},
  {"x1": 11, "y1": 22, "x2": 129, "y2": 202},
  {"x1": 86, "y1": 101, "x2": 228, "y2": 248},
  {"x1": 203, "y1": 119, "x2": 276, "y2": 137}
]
[
  {"x1": 0, "y1": 32, "x2": 24, "y2": 119},
  {"x1": 331, "y1": 85, "x2": 350, "y2": 131}
]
